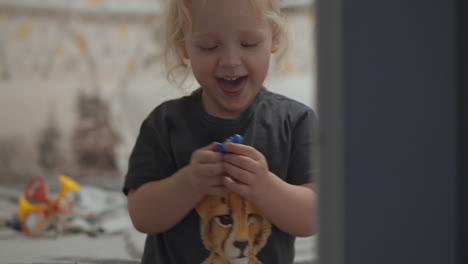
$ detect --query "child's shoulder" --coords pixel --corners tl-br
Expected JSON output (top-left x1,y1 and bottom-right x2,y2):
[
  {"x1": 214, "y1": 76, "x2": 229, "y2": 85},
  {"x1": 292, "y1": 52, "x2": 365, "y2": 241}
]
[
  {"x1": 261, "y1": 89, "x2": 314, "y2": 115},
  {"x1": 146, "y1": 90, "x2": 198, "y2": 121}
]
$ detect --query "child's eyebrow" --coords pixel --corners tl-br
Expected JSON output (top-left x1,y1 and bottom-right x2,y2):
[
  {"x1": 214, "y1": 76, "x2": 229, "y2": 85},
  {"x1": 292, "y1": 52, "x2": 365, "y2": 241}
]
[
  {"x1": 191, "y1": 29, "x2": 266, "y2": 40},
  {"x1": 237, "y1": 30, "x2": 266, "y2": 38},
  {"x1": 237, "y1": 29, "x2": 266, "y2": 35},
  {"x1": 190, "y1": 32, "x2": 218, "y2": 41}
]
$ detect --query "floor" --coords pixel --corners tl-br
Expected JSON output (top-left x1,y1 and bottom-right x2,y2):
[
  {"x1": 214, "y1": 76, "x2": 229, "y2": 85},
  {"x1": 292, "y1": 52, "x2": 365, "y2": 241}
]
[{"x1": 0, "y1": 183, "x2": 317, "y2": 264}]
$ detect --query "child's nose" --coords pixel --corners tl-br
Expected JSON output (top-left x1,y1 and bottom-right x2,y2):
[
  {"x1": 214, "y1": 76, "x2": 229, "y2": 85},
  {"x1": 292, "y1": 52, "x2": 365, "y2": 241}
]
[{"x1": 218, "y1": 47, "x2": 241, "y2": 68}]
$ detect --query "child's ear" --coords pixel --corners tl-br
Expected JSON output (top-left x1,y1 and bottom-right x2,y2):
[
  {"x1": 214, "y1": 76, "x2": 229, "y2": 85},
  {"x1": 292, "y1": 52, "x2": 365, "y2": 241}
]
[
  {"x1": 270, "y1": 32, "x2": 280, "y2": 53},
  {"x1": 179, "y1": 44, "x2": 189, "y2": 59}
]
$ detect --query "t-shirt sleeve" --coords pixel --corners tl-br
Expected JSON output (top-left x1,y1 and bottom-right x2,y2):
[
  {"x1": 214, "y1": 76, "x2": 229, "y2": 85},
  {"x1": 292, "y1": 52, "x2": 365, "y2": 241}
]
[
  {"x1": 122, "y1": 113, "x2": 175, "y2": 195},
  {"x1": 286, "y1": 108, "x2": 318, "y2": 185}
]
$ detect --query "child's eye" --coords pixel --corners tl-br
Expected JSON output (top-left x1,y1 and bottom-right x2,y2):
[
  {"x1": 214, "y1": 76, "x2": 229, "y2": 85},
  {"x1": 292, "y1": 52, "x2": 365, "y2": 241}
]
[
  {"x1": 199, "y1": 45, "x2": 218, "y2": 51},
  {"x1": 241, "y1": 42, "x2": 258, "y2": 48}
]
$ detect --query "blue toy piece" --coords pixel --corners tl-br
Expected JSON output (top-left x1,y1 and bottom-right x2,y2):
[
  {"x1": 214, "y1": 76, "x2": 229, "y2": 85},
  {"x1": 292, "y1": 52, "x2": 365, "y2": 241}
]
[{"x1": 215, "y1": 134, "x2": 244, "y2": 154}]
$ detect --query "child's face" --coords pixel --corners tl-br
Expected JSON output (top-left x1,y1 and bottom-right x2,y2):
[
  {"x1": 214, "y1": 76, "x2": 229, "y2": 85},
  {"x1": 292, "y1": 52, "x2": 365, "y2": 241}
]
[{"x1": 183, "y1": 0, "x2": 279, "y2": 119}]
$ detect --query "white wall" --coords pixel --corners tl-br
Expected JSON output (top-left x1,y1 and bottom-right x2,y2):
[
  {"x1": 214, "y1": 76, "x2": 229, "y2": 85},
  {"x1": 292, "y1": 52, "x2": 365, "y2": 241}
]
[{"x1": 0, "y1": 0, "x2": 316, "y2": 182}]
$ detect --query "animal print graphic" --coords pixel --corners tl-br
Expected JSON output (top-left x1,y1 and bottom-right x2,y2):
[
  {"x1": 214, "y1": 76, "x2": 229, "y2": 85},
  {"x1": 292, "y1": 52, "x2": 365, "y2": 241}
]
[{"x1": 195, "y1": 193, "x2": 272, "y2": 264}]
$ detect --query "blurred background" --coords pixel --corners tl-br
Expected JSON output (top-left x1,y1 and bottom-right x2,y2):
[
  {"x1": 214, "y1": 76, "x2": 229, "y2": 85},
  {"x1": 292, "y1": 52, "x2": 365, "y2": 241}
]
[{"x1": 0, "y1": 0, "x2": 317, "y2": 263}]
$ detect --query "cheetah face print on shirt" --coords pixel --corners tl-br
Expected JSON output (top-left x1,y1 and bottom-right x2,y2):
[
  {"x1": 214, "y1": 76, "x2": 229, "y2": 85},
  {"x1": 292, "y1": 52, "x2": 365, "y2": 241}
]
[{"x1": 195, "y1": 193, "x2": 272, "y2": 264}]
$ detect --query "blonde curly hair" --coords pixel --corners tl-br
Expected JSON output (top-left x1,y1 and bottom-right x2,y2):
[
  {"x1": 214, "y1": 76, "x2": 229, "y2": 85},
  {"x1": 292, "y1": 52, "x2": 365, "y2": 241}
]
[{"x1": 161, "y1": 0, "x2": 289, "y2": 89}]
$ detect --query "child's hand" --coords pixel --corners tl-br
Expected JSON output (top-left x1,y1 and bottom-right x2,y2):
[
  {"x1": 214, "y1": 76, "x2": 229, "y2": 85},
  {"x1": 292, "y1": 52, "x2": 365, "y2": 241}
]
[
  {"x1": 221, "y1": 142, "x2": 274, "y2": 201},
  {"x1": 188, "y1": 143, "x2": 228, "y2": 196}
]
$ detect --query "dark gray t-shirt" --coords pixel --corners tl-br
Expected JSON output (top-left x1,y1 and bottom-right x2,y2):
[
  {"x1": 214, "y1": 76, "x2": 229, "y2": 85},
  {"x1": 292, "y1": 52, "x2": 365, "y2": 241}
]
[{"x1": 123, "y1": 87, "x2": 317, "y2": 264}]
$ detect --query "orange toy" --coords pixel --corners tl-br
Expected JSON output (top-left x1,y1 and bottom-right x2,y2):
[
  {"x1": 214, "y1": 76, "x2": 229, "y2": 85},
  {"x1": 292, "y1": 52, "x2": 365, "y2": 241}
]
[{"x1": 17, "y1": 174, "x2": 81, "y2": 235}]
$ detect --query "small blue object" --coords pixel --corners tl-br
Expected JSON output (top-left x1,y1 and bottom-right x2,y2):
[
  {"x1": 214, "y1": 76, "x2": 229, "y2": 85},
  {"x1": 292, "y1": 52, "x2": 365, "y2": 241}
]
[{"x1": 215, "y1": 134, "x2": 244, "y2": 154}]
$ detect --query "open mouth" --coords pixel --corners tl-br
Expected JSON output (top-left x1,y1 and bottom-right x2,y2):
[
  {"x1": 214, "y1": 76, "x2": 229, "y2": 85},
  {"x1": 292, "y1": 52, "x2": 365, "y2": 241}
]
[{"x1": 217, "y1": 76, "x2": 248, "y2": 96}]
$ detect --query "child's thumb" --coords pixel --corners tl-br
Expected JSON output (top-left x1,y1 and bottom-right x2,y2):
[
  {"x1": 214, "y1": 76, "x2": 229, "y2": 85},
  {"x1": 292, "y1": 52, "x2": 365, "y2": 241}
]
[{"x1": 202, "y1": 142, "x2": 218, "y2": 151}]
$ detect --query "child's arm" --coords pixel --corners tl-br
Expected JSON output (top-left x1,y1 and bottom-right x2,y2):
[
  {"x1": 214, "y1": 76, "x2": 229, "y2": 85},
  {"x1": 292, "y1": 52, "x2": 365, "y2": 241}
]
[
  {"x1": 127, "y1": 166, "x2": 202, "y2": 234},
  {"x1": 221, "y1": 142, "x2": 317, "y2": 237},
  {"x1": 127, "y1": 143, "x2": 227, "y2": 234},
  {"x1": 243, "y1": 179, "x2": 317, "y2": 237}
]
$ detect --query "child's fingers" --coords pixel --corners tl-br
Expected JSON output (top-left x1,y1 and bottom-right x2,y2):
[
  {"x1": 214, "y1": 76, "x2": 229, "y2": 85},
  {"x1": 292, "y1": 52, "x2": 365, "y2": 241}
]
[
  {"x1": 223, "y1": 176, "x2": 249, "y2": 197},
  {"x1": 223, "y1": 162, "x2": 252, "y2": 184},
  {"x1": 202, "y1": 142, "x2": 218, "y2": 151},
  {"x1": 223, "y1": 154, "x2": 257, "y2": 173},
  {"x1": 207, "y1": 186, "x2": 229, "y2": 196},
  {"x1": 222, "y1": 142, "x2": 263, "y2": 161},
  {"x1": 190, "y1": 171, "x2": 226, "y2": 194},
  {"x1": 192, "y1": 145, "x2": 223, "y2": 163},
  {"x1": 204, "y1": 174, "x2": 226, "y2": 187},
  {"x1": 197, "y1": 163, "x2": 225, "y2": 176}
]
